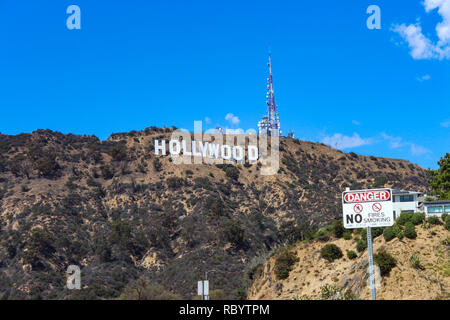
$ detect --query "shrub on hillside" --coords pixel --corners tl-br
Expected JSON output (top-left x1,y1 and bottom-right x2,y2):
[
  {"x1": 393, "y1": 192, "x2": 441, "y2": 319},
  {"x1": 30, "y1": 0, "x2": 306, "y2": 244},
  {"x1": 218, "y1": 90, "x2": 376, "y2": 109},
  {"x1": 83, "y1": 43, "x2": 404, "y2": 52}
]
[
  {"x1": 396, "y1": 212, "x2": 412, "y2": 225},
  {"x1": 221, "y1": 219, "x2": 246, "y2": 249},
  {"x1": 392, "y1": 224, "x2": 403, "y2": 239},
  {"x1": 374, "y1": 249, "x2": 396, "y2": 276},
  {"x1": 167, "y1": 177, "x2": 184, "y2": 189},
  {"x1": 109, "y1": 144, "x2": 127, "y2": 161},
  {"x1": 383, "y1": 227, "x2": 396, "y2": 242},
  {"x1": 100, "y1": 165, "x2": 114, "y2": 180},
  {"x1": 371, "y1": 227, "x2": 383, "y2": 238},
  {"x1": 225, "y1": 166, "x2": 240, "y2": 180},
  {"x1": 404, "y1": 222, "x2": 417, "y2": 239},
  {"x1": 320, "y1": 244, "x2": 343, "y2": 262},
  {"x1": 372, "y1": 176, "x2": 387, "y2": 188},
  {"x1": 332, "y1": 220, "x2": 345, "y2": 238},
  {"x1": 409, "y1": 255, "x2": 424, "y2": 270},
  {"x1": 427, "y1": 216, "x2": 442, "y2": 225},
  {"x1": 153, "y1": 158, "x2": 162, "y2": 172},
  {"x1": 343, "y1": 232, "x2": 352, "y2": 240},
  {"x1": 274, "y1": 249, "x2": 299, "y2": 280},
  {"x1": 34, "y1": 155, "x2": 59, "y2": 178},
  {"x1": 347, "y1": 250, "x2": 357, "y2": 260},
  {"x1": 411, "y1": 212, "x2": 425, "y2": 225},
  {"x1": 356, "y1": 239, "x2": 367, "y2": 252}
]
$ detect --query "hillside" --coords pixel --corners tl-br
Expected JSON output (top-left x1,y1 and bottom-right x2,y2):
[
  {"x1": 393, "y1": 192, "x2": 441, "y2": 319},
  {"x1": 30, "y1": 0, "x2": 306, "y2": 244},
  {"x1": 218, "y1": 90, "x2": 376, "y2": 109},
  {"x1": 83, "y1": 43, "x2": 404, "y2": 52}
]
[
  {"x1": 0, "y1": 127, "x2": 430, "y2": 299},
  {"x1": 248, "y1": 219, "x2": 450, "y2": 300}
]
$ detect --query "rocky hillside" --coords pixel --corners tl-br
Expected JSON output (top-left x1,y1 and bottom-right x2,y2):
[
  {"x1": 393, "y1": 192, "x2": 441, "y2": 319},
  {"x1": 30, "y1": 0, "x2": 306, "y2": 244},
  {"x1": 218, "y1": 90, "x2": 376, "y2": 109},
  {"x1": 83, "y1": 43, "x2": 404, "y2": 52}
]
[
  {"x1": 248, "y1": 218, "x2": 450, "y2": 300},
  {"x1": 0, "y1": 127, "x2": 429, "y2": 299}
]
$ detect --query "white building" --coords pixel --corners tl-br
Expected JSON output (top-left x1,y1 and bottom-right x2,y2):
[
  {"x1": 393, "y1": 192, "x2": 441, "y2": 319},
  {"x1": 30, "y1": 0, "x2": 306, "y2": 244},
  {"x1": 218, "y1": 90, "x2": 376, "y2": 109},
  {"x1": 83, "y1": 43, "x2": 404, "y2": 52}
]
[
  {"x1": 391, "y1": 189, "x2": 425, "y2": 219},
  {"x1": 423, "y1": 200, "x2": 450, "y2": 218}
]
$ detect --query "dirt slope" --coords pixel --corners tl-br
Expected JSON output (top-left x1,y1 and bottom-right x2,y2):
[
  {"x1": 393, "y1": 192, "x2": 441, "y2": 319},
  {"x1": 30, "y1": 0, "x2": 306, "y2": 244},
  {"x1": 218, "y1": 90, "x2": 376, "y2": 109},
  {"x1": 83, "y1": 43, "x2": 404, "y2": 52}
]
[{"x1": 248, "y1": 224, "x2": 450, "y2": 300}]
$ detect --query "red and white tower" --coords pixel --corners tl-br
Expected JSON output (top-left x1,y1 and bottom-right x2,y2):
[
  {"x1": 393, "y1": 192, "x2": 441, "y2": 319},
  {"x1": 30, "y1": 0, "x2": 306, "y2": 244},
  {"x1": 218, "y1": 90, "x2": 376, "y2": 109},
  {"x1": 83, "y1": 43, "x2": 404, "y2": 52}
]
[{"x1": 258, "y1": 49, "x2": 281, "y2": 136}]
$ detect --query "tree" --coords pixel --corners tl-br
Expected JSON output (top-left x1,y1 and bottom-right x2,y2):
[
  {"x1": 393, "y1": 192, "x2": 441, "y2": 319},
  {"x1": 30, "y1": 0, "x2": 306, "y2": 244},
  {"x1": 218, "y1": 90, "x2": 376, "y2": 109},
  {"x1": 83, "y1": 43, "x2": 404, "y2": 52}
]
[
  {"x1": 374, "y1": 249, "x2": 396, "y2": 276},
  {"x1": 320, "y1": 244, "x2": 343, "y2": 262},
  {"x1": 332, "y1": 220, "x2": 345, "y2": 238},
  {"x1": 426, "y1": 153, "x2": 450, "y2": 200}
]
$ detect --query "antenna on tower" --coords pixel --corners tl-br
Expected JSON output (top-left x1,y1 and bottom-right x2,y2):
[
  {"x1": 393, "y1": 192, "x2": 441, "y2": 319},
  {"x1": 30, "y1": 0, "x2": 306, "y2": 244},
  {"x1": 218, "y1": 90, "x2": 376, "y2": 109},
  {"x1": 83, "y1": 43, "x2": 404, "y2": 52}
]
[
  {"x1": 258, "y1": 48, "x2": 282, "y2": 137},
  {"x1": 266, "y1": 48, "x2": 281, "y2": 137}
]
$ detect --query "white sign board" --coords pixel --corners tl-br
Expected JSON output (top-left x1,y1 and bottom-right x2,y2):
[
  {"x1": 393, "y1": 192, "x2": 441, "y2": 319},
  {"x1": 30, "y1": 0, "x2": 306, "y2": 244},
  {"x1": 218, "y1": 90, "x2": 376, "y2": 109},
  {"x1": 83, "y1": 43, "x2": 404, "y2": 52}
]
[{"x1": 342, "y1": 188, "x2": 394, "y2": 229}]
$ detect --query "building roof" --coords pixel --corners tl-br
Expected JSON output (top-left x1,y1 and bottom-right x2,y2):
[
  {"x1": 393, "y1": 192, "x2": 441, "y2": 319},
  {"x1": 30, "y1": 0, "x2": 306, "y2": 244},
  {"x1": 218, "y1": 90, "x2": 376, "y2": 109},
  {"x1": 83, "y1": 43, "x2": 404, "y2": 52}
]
[
  {"x1": 392, "y1": 189, "x2": 423, "y2": 195},
  {"x1": 424, "y1": 200, "x2": 450, "y2": 205}
]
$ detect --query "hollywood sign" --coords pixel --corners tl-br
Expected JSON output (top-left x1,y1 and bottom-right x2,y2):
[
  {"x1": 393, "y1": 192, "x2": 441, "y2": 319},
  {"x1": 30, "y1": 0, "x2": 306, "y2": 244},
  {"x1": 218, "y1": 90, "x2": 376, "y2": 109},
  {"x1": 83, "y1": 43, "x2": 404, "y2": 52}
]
[
  {"x1": 151, "y1": 122, "x2": 280, "y2": 175},
  {"x1": 154, "y1": 139, "x2": 259, "y2": 162}
]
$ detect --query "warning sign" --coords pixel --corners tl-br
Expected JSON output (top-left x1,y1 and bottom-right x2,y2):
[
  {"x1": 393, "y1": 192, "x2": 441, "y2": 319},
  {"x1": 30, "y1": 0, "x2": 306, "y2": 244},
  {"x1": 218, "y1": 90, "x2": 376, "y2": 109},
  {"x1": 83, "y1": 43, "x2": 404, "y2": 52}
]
[{"x1": 342, "y1": 188, "x2": 394, "y2": 229}]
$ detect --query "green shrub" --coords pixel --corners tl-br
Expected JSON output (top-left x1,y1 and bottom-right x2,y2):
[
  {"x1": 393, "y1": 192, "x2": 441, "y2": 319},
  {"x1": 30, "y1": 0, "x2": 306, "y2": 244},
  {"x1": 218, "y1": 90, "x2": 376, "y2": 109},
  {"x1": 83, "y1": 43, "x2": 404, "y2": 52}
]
[
  {"x1": 446, "y1": 218, "x2": 450, "y2": 231},
  {"x1": 374, "y1": 249, "x2": 397, "y2": 276},
  {"x1": 153, "y1": 158, "x2": 162, "y2": 172},
  {"x1": 442, "y1": 213, "x2": 448, "y2": 222},
  {"x1": 225, "y1": 166, "x2": 240, "y2": 180},
  {"x1": 409, "y1": 255, "x2": 424, "y2": 270},
  {"x1": 404, "y1": 222, "x2": 417, "y2": 239},
  {"x1": 396, "y1": 212, "x2": 412, "y2": 225},
  {"x1": 411, "y1": 212, "x2": 425, "y2": 225},
  {"x1": 109, "y1": 144, "x2": 127, "y2": 161},
  {"x1": 392, "y1": 224, "x2": 403, "y2": 239},
  {"x1": 383, "y1": 227, "x2": 396, "y2": 242},
  {"x1": 319, "y1": 284, "x2": 340, "y2": 300},
  {"x1": 34, "y1": 155, "x2": 59, "y2": 178},
  {"x1": 347, "y1": 250, "x2": 357, "y2": 260},
  {"x1": 221, "y1": 219, "x2": 246, "y2": 248},
  {"x1": 373, "y1": 176, "x2": 387, "y2": 188},
  {"x1": 274, "y1": 250, "x2": 299, "y2": 280},
  {"x1": 166, "y1": 177, "x2": 184, "y2": 189},
  {"x1": 320, "y1": 244, "x2": 343, "y2": 262},
  {"x1": 371, "y1": 227, "x2": 383, "y2": 238},
  {"x1": 332, "y1": 220, "x2": 345, "y2": 238},
  {"x1": 356, "y1": 239, "x2": 367, "y2": 252},
  {"x1": 427, "y1": 216, "x2": 442, "y2": 225},
  {"x1": 100, "y1": 165, "x2": 114, "y2": 179},
  {"x1": 343, "y1": 232, "x2": 352, "y2": 240}
]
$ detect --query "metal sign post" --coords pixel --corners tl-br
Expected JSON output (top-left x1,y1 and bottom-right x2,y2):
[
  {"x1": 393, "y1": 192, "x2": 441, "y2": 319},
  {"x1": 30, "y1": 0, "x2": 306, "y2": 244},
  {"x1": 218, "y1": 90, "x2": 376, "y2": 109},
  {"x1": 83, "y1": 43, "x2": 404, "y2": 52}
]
[{"x1": 367, "y1": 227, "x2": 376, "y2": 300}]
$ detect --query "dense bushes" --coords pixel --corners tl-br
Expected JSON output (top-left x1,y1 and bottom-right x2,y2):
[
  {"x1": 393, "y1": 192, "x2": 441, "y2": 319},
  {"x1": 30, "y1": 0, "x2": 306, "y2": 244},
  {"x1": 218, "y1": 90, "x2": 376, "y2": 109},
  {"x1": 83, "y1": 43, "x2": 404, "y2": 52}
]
[
  {"x1": 411, "y1": 212, "x2": 425, "y2": 225},
  {"x1": 373, "y1": 176, "x2": 387, "y2": 188},
  {"x1": 221, "y1": 219, "x2": 246, "y2": 249},
  {"x1": 109, "y1": 144, "x2": 127, "y2": 161},
  {"x1": 383, "y1": 227, "x2": 396, "y2": 242},
  {"x1": 34, "y1": 155, "x2": 60, "y2": 178},
  {"x1": 100, "y1": 165, "x2": 113, "y2": 180},
  {"x1": 153, "y1": 158, "x2": 162, "y2": 172},
  {"x1": 374, "y1": 249, "x2": 396, "y2": 276},
  {"x1": 332, "y1": 220, "x2": 345, "y2": 238},
  {"x1": 404, "y1": 222, "x2": 417, "y2": 239},
  {"x1": 167, "y1": 177, "x2": 184, "y2": 189},
  {"x1": 444, "y1": 214, "x2": 450, "y2": 231},
  {"x1": 347, "y1": 250, "x2": 357, "y2": 260},
  {"x1": 274, "y1": 250, "x2": 299, "y2": 280},
  {"x1": 225, "y1": 166, "x2": 240, "y2": 180},
  {"x1": 320, "y1": 244, "x2": 343, "y2": 262},
  {"x1": 356, "y1": 239, "x2": 367, "y2": 252},
  {"x1": 427, "y1": 216, "x2": 442, "y2": 225}
]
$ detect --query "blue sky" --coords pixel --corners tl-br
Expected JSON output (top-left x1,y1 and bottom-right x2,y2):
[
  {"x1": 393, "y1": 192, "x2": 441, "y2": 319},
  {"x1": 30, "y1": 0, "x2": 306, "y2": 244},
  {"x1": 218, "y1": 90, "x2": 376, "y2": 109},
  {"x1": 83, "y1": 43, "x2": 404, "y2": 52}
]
[{"x1": 0, "y1": 0, "x2": 449, "y2": 169}]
